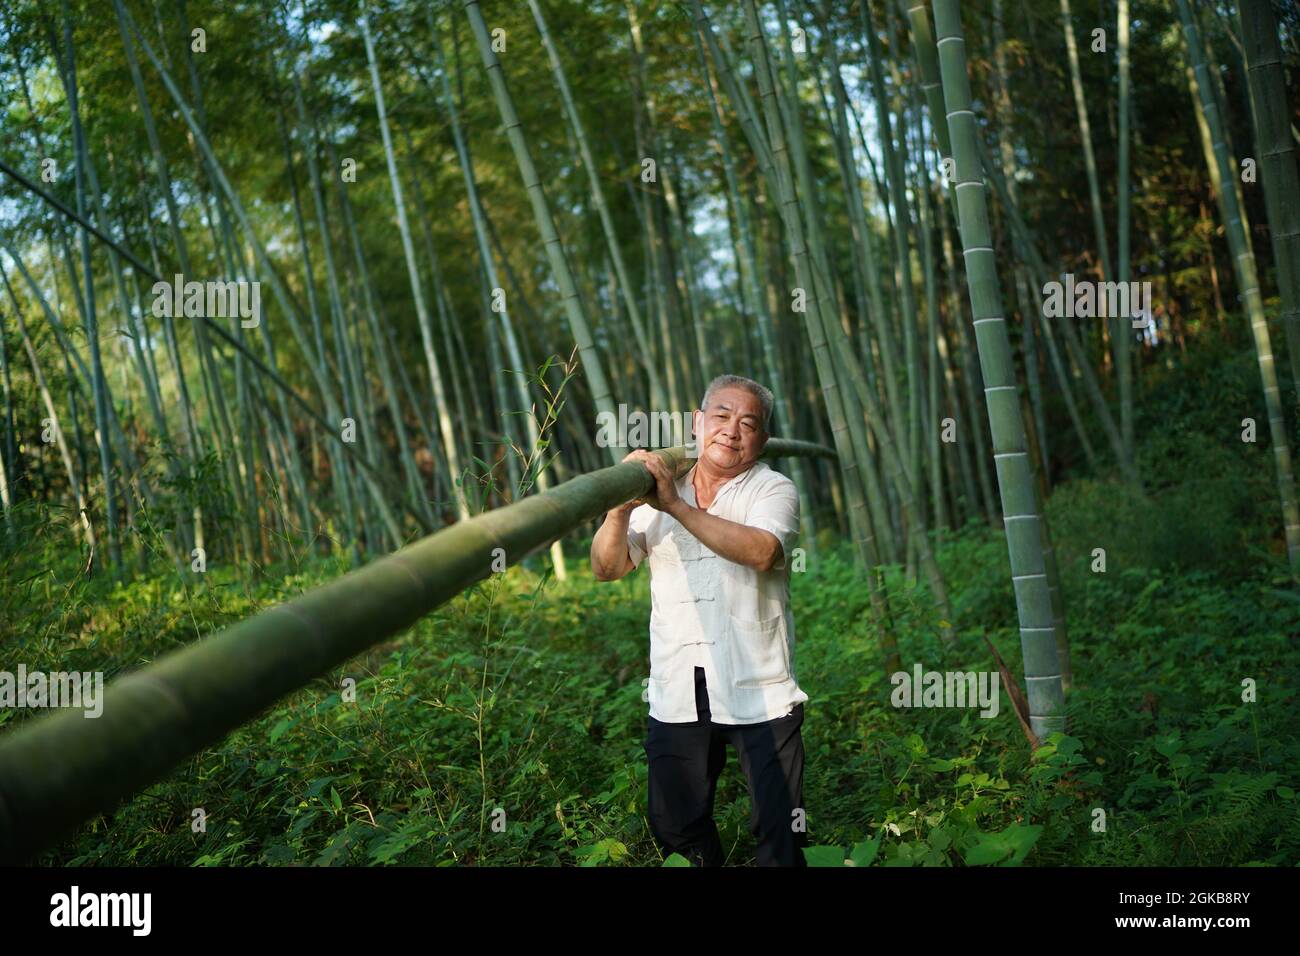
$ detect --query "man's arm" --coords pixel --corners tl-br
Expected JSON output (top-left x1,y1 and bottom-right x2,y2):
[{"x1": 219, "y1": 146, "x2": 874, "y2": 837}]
[
  {"x1": 628, "y1": 450, "x2": 790, "y2": 573},
  {"x1": 590, "y1": 499, "x2": 638, "y2": 581},
  {"x1": 666, "y1": 500, "x2": 783, "y2": 572}
]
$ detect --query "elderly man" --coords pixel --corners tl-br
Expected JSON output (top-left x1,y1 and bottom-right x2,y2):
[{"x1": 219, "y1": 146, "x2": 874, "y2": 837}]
[{"x1": 590, "y1": 374, "x2": 809, "y2": 867}]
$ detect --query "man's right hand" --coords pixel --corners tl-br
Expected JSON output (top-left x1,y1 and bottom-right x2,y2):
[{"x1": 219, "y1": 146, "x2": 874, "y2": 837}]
[{"x1": 610, "y1": 498, "x2": 640, "y2": 518}]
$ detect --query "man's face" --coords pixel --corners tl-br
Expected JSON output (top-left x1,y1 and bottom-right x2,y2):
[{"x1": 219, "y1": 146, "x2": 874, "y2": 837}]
[{"x1": 692, "y1": 386, "x2": 768, "y2": 475}]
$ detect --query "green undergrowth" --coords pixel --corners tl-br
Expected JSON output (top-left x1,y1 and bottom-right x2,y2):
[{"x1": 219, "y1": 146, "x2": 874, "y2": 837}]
[{"x1": 4, "y1": 481, "x2": 1297, "y2": 867}]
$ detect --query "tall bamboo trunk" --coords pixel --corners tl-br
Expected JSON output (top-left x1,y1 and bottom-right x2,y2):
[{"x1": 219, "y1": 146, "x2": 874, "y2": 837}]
[
  {"x1": 463, "y1": 0, "x2": 620, "y2": 463},
  {"x1": 3, "y1": 273, "x2": 95, "y2": 553},
  {"x1": 1177, "y1": 0, "x2": 1300, "y2": 569},
  {"x1": 59, "y1": 8, "x2": 120, "y2": 571},
  {"x1": 527, "y1": 0, "x2": 663, "y2": 412},
  {"x1": 1237, "y1": 0, "x2": 1300, "y2": 415},
  {"x1": 929, "y1": 0, "x2": 1066, "y2": 738},
  {"x1": 1115, "y1": 0, "x2": 1135, "y2": 464},
  {"x1": 432, "y1": 12, "x2": 567, "y2": 576},
  {"x1": 360, "y1": 4, "x2": 467, "y2": 522}
]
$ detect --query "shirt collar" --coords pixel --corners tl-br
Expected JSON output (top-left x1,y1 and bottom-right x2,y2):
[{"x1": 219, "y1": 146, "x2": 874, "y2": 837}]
[{"x1": 683, "y1": 459, "x2": 765, "y2": 503}]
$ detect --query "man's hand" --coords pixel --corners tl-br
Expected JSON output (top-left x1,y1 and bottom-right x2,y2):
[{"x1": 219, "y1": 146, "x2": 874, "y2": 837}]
[
  {"x1": 624, "y1": 449, "x2": 682, "y2": 514},
  {"x1": 607, "y1": 498, "x2": 639, "y2": 519}
]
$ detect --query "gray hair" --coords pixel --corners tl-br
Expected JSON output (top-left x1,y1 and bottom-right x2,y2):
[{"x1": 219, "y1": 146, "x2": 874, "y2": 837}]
[{"x1": 700, "y1": 374, "x2": 774, "y2": 432}]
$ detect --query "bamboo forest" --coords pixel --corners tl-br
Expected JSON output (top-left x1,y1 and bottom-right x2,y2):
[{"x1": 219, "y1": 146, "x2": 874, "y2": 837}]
[{"x1": 1, "y1": 0, "x2": 1298, "y2": 878}]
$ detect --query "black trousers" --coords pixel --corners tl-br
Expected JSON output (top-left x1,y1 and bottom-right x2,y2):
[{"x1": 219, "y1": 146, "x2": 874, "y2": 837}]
[{"x1": 643, "y1": 665, "x2": 807, "y2": 867}]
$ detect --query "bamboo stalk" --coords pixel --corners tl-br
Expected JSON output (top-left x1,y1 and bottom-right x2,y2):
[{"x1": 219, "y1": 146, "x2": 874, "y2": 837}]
[
  {"x1": 1116, "y1": 0, "x2": 1134, "y2": 463},
  {"x1": 360, "y1": 3, "x2": 466, "y2": 522},
  {"x1": 1177, "y1": 0, "x2": 1300, "y2": 569},
  {"x1": 1238, "y1": 0, "x2": 1300, "y2": 413},
  {"x1": 462, "y1": 0, "x2": 619, "y2": 460},
  {"x1": 929, "y1": 0, "x2": 1066, "y2": 738},
  {"x1": 1, "y1": 270, "x2": 96, "y2": 553},
  {"x1": 58, "y1": 5, "x2": 120, "y2": 570}
]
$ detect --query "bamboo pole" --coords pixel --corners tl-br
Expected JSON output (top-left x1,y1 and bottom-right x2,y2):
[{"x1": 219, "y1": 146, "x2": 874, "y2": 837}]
[
  {"x1": 526, "y1": 0, "x2": 664, "y2": 411},
  {"x1": 929, "y1": 0, "x2": 1066, "y2": 738},
  {"x1": 1177, "y1": 0, "x2": 1300, "y2": 569},
  {"x1": 1, "y1": 270, "x2": 95, "y2": 552},
  {"x1": 59, "y1": 6, "x2": 120, "y2": 570},
  {"x1": 360, "y1": 3, "x2": 467, "y2": 522},
  {"x1": 1238, "y1": 0, "x2": 1300, "y2": 412},
  {"x1": 462, "y1": 0, "x2": 619, "y2": 460},
  {"x1": 429, "y1": 13, "x2": 568, "y2": 575},
  {"x1": 1116, "y1": 0, "x2": 1134, "y2": 463}
]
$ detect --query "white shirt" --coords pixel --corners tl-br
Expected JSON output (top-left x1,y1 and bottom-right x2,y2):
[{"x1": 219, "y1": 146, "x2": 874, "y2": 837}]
[{"x1": 626, "y1": 459, "x2": 809, "y2": 725}]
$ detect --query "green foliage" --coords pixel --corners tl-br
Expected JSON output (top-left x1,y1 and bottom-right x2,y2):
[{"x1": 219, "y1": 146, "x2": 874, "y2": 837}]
[
  {"x1": 1045, "y1": 341, "x2": 1283, "y2": 580},
  {"x1": 5, "y1": 288, "x2": 1300, "y2": 866},
  {"x1": 8, "y1": 460, "x2": 1297, "y2": 865}
]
